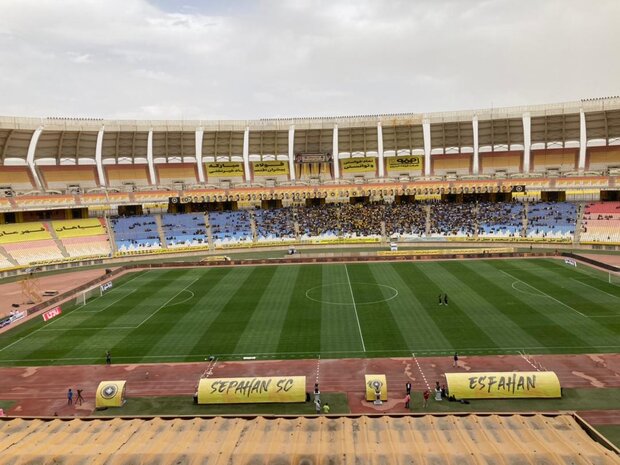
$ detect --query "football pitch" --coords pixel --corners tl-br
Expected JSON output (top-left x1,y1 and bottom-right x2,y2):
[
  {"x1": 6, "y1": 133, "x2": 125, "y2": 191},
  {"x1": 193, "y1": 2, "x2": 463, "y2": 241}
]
[{"x1": 0, "y1": 258, "x2": 618, "y2": 366}]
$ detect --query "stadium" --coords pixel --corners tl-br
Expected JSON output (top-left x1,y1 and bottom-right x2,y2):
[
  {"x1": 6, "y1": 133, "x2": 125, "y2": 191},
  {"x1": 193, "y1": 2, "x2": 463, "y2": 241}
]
[
  {"x1": 0, "y1": 96, "x2": 619, "y2": 462},
  {"x1": 1, "y1": 0, "x2": 620, "y2": 462}
]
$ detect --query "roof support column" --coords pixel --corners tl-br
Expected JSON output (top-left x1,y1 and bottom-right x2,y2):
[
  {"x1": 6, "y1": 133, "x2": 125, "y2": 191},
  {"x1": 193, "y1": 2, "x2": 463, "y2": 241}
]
[
  {"x1": 243, "y1": 126, "x2": 251, "y2": 181},
  {"x1": 578, "y1": 109, "x2": 587, "y2": 171},
  {"x1": 26, "y1": 127, "x2": 44, "y2": 190},
  {"x1": 377, "y1": 122, "x2": 385, "y2": 178},
  {"x1": 332, "y1": 124, "x2": 340, "y2": 179},
  {"x1": 522, "y1": 113, "x2": 531, "y2": 173},
  {"x1": 472, "y1": 116, "x2": 479, "y2": 175},
  {"x1": 196, "y1": 128, "x2": 205, "y2": 183},
  {"x1": 95, "y1": 126, "x2": 106, "y2": 186},
  {"x1": 288, "y1": 125, "x2": 296, "y2": 181},
  {"x1": 423, "y1": 118, "x2": 431, "y2": 176},
  {"x1": 147, "y1": 129, "x2": 156, "y2": 185}
]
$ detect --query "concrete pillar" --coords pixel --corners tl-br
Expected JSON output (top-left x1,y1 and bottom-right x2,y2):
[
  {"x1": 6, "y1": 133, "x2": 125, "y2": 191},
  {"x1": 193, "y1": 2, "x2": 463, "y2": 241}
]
[
  {"x1": 472, "y1": 115, "x2": 479, "y2": 175},
  {"x1": 522, "y1": 113, "x2": 531, "y2": 173},
  {"x1": 95, "y1": 126, "x2": 106, "y2": 186},
  {"x1": 288, "y1": 124, "x2": 296, "y2": 181},
  {"x1": 377, "y1": 122, "x2": 385, "y2": 178},
  {"x1": 196, "y1": 128, "x2": 205, "y2": 183},
  {"x1": 578, "y1": 109, "x2": 587, "y2": 171},
  {"x1": 423, "y1": 119, "x2": 431, "y2": 176},
  {"x1": 243, "y1": 126, "x2": 251, "y2": 181},
  {"x1": 26, "y1": 127, "x2": 44, "y2": 190},
  {"x1": 332, "y1": 124, "x2": 340, "y2": 179},
  {"x1": 147, "y1": 129, "x2": 156, "y2": 185}
]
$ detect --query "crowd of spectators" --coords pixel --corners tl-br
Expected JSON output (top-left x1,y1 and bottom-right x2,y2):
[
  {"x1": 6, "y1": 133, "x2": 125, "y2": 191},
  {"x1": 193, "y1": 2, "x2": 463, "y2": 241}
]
[
  {"x1": 384, "y1": 203, "x2": 426, "y2": 236},
  {"x1": 527, "y1": 202, "x2": 576, "y2": 237},
  {"x1": 477, "y1": 202, "x2": 524, "y2": 237},
  {"x1": 254, "y1": 208, "x2": 295, "y2": 239},
  {"x1": 430, "y1": 203, "x2": 477, "y2": 236},
  {"x1": 209, "y1": 210, "x2": 252, "y2": 242},
  {"x1": 110, "y1": 216, "x2": 161, "y2": 249}
]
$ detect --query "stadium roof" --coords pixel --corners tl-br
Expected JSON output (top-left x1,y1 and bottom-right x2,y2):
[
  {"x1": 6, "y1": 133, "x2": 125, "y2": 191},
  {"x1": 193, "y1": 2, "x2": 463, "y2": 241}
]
[
  {"x1": 1, "y1": 98, "x2": 619, "y2": 163},
  {"x1": 1, "y1": 414, "x2": 618, "y2": 464}
]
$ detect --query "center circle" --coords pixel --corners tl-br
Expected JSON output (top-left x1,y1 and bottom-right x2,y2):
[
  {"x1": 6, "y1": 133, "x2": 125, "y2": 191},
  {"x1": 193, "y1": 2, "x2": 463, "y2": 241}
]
[{"x1": 305, "y1": 282, "x2": 399, "y2": 306}]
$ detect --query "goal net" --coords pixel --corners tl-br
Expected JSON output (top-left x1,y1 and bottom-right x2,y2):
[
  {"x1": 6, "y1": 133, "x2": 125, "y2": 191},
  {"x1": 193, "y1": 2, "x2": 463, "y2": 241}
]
[{"x1": 75, "y1": 281, "x2": 114, "y2": 307}]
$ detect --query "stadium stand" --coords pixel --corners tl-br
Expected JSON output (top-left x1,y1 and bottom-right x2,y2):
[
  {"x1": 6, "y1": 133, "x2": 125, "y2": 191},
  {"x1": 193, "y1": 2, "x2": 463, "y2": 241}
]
[
  {"x1": 254, "y1": 208, "x2": 295, "y2": 240},
  {"x1": 3, "y1": 240, "x2": 63, "y2": 265},
  {"x1": 432, "y1": 154, "x2": 472, "y2": 177},
  {"x1": 161, "y1": 213, "x2": 208, "y2": 247},
  {"x1": 338, "y1": 203, "x2": 383, "y2": 236},
  {"x1": 0, "y1": 165, "x2": 36, "y2": 192},
  {"x1": 297, "y1": 205, "x2": 340, "y2": 238},
  {"x1": 110, "y1": 215, "x2": 161, "y2": 251},
  {"x1": 580, "y1": 201, "x2": 620, "y2": 243},
  {"x1": 531, "y1": 149, "x2": 578, "y2": 174},
  {"x1": 430, "y1": 202, "x2": 477, "y2": 237},
  {"x1": 155, "y1": 163, "x2": 198, "y2": 187},
  {"x1": 104, "y1": 164, "x2": 151, "y2": 188},
  {"x1": 384, "y1": 203, "x2": 427, "y2": 237},
  {"x1": 527, "y1": 202, "x2": 577, "y2": 238},
  {"x1": 477, "y1": 202, "x2": 524, "y2": 238},
  {"x1": 38, "y1": 165, "x2": 99, "y2": 191},
  {"x1": 52, "y1": 218, "x2": 111, "y2": 257},
  {"x1": 209, "y1": 210, "x2": 252, "y2": 243},
  {"x1": 479, "y1": 151, "x2": 522, "y2": 176}
]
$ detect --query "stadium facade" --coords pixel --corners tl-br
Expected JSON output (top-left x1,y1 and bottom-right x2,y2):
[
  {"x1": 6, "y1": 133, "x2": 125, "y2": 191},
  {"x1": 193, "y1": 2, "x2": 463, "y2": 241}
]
[{"x1": 0, "y1": 97, "x2": 618, "y2": 207}]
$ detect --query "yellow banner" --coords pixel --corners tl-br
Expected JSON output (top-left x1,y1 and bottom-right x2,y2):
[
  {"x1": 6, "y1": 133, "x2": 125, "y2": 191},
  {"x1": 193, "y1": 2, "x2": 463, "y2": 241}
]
[
  {"x1": 341, "y1": 158, "x2": 376, "y2": 173},
  {"x1": 198, "y1": 376, "x2": 306, "y2": 404},
  {"x1": 205, "y1": 162, "x2": 245, "y2": 177},
  {"x1": 445, "y1": 372, "x2": 561, "y2": 399},
  {"x1": 252, "y1": 160, "x2": 289, "y2": 176},
  {"x1": 377, "y1": 247, "x2": 515, "y2": 256},
  {"x1": 95, "y1": 380, "x2": 127, "y2": 408},
  {"x1": 386, "y1": 156, "x2": 423, "y2": 170},
  {"x1": 365, "y1": 374, "x2": 388, "y2": 401}
]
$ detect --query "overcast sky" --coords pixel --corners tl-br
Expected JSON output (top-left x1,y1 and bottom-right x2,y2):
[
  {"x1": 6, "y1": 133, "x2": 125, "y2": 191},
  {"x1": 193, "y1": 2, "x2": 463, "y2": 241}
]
[{"x1": 0, "y1": 0, "x2": 618, "y2": 120}]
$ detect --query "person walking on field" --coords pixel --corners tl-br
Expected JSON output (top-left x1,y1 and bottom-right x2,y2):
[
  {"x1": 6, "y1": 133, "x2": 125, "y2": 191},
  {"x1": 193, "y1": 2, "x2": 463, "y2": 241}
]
[
  {"x1": 438, "y1": 294, "x2": 443, "y2": 306},
  {"x1": 444, "y1": 294, "x2": 448, "y2": 306},
  {"x1": 423, "y1": 389, "x2": 430, "y2": 408}
]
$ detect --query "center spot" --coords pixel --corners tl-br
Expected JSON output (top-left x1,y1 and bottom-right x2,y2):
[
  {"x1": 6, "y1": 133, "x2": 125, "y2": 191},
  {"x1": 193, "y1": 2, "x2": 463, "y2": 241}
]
[{"x1": 305, "y1": 282, "x2": 399, "y2": 306}]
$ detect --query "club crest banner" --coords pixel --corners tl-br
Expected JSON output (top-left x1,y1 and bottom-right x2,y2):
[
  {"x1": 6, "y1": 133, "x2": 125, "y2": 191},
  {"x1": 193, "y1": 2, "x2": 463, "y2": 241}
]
[
  {"x1": 364, "y1": 374, "x2": 388, "y2": 401},
  {"x1": 95, "y1": 380, "x2": 127, "y2": 408}
]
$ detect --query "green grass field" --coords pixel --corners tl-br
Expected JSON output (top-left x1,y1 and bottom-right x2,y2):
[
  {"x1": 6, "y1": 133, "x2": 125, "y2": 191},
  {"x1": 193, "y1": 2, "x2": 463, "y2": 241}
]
[{"x1": 0, "y1": 258, "x2": 618, "y2": 366}]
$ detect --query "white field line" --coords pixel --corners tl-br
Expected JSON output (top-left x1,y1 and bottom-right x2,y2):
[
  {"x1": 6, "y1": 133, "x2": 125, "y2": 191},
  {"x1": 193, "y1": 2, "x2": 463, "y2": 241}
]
[
  {"x1": 3, "y1": 344, "x2": 620, "y2": 364},
  {"x1": 570, "y1": 277, "x2": 619, "y2": 299},
  {"x1": 39, "y1": 327, "x2": 136, "y2": 331},
  {"x1": 411, "y1": 352, "x2": 430, "y2": 390},
  {"x1": 135, "y1": 276, "x2": 201, "y2": 328},
  {"x1": 80, "y1": 289, "x2": 138, "y2": 313},
  {"x1": 499, "y1": 269, "x2": 588, "y2": 318},
  {"x1": 344, "y1": 264, "x2": 366, "y2": 352}
]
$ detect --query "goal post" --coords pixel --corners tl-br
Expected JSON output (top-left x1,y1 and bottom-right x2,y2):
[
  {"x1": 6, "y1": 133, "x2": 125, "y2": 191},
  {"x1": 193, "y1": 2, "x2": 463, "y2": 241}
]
[
  {"x1": 75, "y1": 280, "x2": 114, "y2": 307},
  {"x1": 609, "y1": 271, "x2": 620, "y2": 286}
]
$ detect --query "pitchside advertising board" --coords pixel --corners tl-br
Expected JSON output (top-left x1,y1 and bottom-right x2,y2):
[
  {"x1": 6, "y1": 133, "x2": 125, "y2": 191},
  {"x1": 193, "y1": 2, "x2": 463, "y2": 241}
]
[
  {"x1": 100, "y1": 282, "x2": 113, "y2": 293},
  {"x1": 42, "y1": 306, "x2": 62, "y2": 322},
  {"x1": 445, "y1": 371, "x2": 561, "y2": 399},
  {"x1": 197, "y1": 376, "x2": 306, "y2": 404}
]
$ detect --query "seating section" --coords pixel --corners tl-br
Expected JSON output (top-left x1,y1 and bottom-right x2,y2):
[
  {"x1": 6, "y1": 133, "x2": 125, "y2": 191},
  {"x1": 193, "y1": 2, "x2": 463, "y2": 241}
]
[
  {"x1": 39, "y1": 165, "x2": 99, "y2": 191},
  {"x1": 581, "y1": 201, "x2": 620, "y2": 243},
  {"x1": 297, "y1": 205, "x2": 340, "y2": 238},
  {"x1": 527, "y1": 202, "x2": 577, "y2": 238},
  {"x1": 105, "y1": 165, "x2": 151, "y2": 188},
  {"x1": 0, "y1": 222, "x2": 52, "y2": 243},
  {"x1": 478, "y1": 202, "x2": 524, "y2": 238},
  {"x1": 430, "y1": 203, "x2": 477, "y2": 237},
  {"x1": 3, "y1": 240, "x2": 64, "y2": 265},
  {"x1": 110, "y1": 215, "x2": 161, "y2": 251},
  {"x1": 161, "y1": 213, "x2": 208, "y2": 247},
  {"x1": 52, "y1": 218, "x2": 111, "y2": 257},
  {"x1": 384, "y1": 203, "x2": 427, "y2": 237},
  {"x1": 209, "y1": 211, "x2": 252, "y2": 243},
  {"x1": 0, "y1": 255, "x2": 13, "y2": 269},
  {"x1": 0, "y1": 166, "x2": 36, "y2": 191},
  {"x1": 254, "y1": 208, "x2": 295, "y2": 240}
]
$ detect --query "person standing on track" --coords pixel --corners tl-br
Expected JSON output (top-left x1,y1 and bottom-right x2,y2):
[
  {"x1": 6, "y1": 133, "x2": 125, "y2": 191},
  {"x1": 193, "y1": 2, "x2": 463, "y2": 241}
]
[
  {"x1": 406, "y1": 381, "x2": 411, "y2": 395},
  {"x1": 105, "y1": 350, "x2": 111, "y2": 365},
  {"x1": 453, "y1": 352, "x2": 459, "y2": 368},
  {"x1": 404, "y1": 393, "x2": 411, "y2": 409},
  {"x1": 76, "y1": 389, "x2": 84, "y2": 406},
  {"x1": 67, "y1": 388, "x2": 73, "y2": 406}
]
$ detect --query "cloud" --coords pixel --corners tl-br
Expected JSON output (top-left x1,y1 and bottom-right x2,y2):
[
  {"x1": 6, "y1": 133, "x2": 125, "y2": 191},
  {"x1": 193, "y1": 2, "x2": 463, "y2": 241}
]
[{"x1": 0, "y1": 0, "x2": 618, "y2": 120}]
